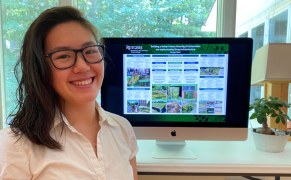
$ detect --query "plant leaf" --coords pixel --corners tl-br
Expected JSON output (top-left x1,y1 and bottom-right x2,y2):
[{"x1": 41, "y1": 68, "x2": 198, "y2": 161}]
[
  {"x1": 276, "y1": 116, "x2": 280, "y2": 124},
  {"x1": 250, "y1": 112, "x2": 257, "y2": 119},
  {"x1": 280, "y1": 116, "x2": 286, "y2": 124},
  {"x1": 271, "y1": 112, "x2": 277, "y2": 117},
  {"x1": 257, "y1": 117, "x2": 265, "y2": 124}
]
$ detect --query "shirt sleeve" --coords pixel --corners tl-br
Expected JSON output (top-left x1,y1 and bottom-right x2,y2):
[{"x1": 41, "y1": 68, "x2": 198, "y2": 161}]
[
  {"x1": 101, "y1": 108, "x2": 139, "y2": 161},
  {"x1": 127, "y1": 123, "x2": 139, "y2": 160},
  {"x1": 0, "y1": 128, "x2": 32, "y2": 179}
]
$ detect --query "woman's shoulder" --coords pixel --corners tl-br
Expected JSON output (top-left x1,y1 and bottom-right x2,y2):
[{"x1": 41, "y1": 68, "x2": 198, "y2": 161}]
[
  {"x1": 100, "y1": 109, "x2": 139, "y2": 158},
  {"x1": 0, "y1": 127, "x2": 30, "y2": 151},
  {"x1": 0, "y1": 127, "x2": 32, "y2": 178},
  {"x1": 0, "y1": 127, "x2": 19, "y2": 146}
]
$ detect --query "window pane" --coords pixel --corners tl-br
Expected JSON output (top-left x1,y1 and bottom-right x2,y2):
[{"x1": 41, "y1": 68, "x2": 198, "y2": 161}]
[
  {"x1": 1, "y1": 1, "x2": 58, "y2": 123},
  {"x1": 269, "y1": 10, "x2": 287, "y2": 43},
  {"x1": 251, "y1": 23, "x2": 264, "y2": 52},
  {"x1": 77, "y1": 0, "x2": 216, "y2": 37}
]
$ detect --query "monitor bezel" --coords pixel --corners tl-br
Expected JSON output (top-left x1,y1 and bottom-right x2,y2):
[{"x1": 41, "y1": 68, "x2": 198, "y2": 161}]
[{"x1": 101, "y1": 37, "x2": 253, "y2": 131}]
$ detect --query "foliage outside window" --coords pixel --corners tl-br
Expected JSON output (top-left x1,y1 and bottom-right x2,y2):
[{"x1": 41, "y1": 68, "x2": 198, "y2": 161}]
[{"x1": 77, "y1": 0, "x2": 216, "y2": 37}]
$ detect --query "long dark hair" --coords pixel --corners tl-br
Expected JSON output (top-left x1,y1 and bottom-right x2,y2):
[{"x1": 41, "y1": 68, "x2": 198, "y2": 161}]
[{"x1": 9, "y1": 6, "x2": 102, "y2": 149}]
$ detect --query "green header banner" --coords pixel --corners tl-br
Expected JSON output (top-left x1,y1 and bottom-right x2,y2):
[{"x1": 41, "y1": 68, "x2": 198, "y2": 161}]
[{"x1": 125, "y1": 44, "x2": 229, "y2": 54}]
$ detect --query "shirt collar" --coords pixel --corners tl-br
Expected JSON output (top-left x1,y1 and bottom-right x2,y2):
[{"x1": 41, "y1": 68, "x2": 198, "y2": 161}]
[{"x1": 96, "y1": 103, "x2": 119, "y2": 127}]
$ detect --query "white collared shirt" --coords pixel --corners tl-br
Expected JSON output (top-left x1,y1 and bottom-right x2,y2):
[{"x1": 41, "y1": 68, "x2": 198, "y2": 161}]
[{"x1": 0, "y1": 104, "x2": 138, "y2": 180}]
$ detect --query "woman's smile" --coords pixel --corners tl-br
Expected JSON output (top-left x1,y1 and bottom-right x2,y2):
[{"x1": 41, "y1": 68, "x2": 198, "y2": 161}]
[{"x1": 70, "y1": 77, "x2": 94, "y2": 86}]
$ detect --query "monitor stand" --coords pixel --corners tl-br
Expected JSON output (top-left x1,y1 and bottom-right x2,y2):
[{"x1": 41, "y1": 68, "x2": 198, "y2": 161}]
[{"x1": 152, "y1": 140, "x2": 197, "y2": 159}]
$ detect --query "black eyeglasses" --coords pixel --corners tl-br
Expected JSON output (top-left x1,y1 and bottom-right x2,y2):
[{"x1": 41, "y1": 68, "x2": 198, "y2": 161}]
[{"x1": 45, "y1": 45, "x2": 105, "y2": 70}]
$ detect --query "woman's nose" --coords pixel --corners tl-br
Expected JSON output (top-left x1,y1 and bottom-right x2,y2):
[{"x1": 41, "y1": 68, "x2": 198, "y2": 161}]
[{"x1": 72, "y1": 53, "x2": 90, "y2": 73}]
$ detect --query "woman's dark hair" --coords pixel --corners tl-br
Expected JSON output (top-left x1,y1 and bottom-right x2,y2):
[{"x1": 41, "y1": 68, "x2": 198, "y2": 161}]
[{"x1": 9, "y1": 6, "x2": 102, "y2": 149}]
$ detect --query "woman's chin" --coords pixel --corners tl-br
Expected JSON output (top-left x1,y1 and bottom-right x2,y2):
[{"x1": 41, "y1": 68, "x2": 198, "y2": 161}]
[{"x1": 70, "y1": 95, "x2": 98, "y2": 105}]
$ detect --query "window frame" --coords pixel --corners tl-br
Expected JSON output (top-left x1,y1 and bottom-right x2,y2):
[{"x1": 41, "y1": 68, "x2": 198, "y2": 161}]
[{"x1": 0, "y1": 4, "x2": 5, "y2": 129}]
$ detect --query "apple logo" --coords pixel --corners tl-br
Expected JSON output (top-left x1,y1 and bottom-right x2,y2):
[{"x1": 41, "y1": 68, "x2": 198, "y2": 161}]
[{"x1": 171, "y1": 130, "x2": 176, "y2": 136}]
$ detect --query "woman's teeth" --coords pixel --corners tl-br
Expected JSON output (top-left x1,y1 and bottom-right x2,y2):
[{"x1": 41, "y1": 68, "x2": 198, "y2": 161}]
[{"x1": 72, "y1": 78, "x2": 92, "y2": 86}]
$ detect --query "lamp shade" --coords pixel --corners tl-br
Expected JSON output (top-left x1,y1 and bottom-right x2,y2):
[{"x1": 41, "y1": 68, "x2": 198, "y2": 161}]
[{"x1": 251, "y1": 43, "x2": 291, "y2": 85}]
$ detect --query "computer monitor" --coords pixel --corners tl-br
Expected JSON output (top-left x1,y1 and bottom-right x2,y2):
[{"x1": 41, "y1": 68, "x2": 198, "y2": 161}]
[{"x1": 101, "y1": 37, "x2": 253, "y2": 159}]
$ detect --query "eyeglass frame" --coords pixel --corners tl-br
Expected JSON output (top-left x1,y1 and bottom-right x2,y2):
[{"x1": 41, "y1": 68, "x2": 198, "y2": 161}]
[{"x1": 45, "y1": 44, "x2": 105, "y2": 70}]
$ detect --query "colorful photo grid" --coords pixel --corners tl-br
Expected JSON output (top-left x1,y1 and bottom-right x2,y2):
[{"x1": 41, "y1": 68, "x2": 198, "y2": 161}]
[{"x1": 152, "y1": 85, "x2": 197, "y2": 114}]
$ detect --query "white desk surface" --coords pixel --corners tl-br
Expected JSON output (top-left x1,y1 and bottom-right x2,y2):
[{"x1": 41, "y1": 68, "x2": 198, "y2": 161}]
[{"x1": 136, "y1": 129, "x2": 291, "y2": 176}]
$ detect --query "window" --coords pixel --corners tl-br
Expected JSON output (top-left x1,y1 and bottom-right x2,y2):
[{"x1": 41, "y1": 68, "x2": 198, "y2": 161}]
[
  {"x1": 236, "y1": 0, "x2": 291, "y2": 117},
  {"x1": 0, "y1": 0, "x2": 217, "y2": 128}
]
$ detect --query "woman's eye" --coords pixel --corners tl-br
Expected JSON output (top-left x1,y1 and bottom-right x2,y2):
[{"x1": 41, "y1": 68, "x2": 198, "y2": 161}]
[
  {"x1": 85, "y1": 48, "x2": 99, "y2": 55},
  {"x1": 54, "y1": 54, "x2": 71, "y2": 61}
]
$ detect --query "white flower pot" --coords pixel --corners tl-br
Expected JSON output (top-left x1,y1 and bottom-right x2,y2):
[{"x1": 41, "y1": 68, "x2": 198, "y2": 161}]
[{"x1": 252, "y1": 131, "x2": 289, "y2": 153}]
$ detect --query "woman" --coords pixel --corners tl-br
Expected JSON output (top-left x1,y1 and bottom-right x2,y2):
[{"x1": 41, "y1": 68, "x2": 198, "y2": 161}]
[{"x1": 0, "y1": 6, "x2": 138, "y2": 180}]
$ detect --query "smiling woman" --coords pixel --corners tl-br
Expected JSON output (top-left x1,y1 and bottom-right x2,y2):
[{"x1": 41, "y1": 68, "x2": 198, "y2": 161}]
[{"x1": 0, "y1": 6, "x2": 138, "y2": 179}]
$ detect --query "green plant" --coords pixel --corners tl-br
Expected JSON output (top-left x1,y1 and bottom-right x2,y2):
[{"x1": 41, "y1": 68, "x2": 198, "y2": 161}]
[{"x1": 249, "y1": 96, "x2": 291, "y2": 135}]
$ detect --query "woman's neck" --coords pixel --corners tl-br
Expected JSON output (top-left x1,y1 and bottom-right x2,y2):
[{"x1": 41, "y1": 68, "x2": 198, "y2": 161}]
[
  {"x1": 61, "y1": 101, "x2": 100, "y2": 156},
  {"x1": 61, "y1": 101, "x2": 98, "y2": 127}
]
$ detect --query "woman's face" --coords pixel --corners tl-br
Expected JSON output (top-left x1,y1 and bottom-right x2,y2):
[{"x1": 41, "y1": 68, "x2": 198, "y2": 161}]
[{"x1": 44, "y1": 21, "x2": 104, "y2": 106}]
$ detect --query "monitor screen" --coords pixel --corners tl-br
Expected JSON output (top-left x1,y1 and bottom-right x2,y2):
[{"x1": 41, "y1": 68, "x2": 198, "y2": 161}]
[{"x1": 101, "y1": 37, "x2": 253, "y2": 158}]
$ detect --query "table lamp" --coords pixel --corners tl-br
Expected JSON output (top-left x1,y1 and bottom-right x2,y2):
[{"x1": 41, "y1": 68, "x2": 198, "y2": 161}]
[{"x1": 251, "y1": 43, "x2": 291, "y2": 130}]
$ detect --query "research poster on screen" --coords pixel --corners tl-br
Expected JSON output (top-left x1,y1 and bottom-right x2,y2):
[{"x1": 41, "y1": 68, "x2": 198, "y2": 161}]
[{"x1": 123, "y1": 44, "x2": 228, "y2": 115}]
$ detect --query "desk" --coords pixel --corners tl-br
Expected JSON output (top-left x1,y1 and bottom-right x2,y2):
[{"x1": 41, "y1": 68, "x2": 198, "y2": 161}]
[{"x1": 136, "y1": 129, "x2": 291, "y2": 177}]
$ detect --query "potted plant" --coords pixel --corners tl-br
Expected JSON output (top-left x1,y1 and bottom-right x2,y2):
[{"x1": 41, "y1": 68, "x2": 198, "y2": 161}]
[{"x1": 249, "y1": 96, "x2": 291, "y2": 152}]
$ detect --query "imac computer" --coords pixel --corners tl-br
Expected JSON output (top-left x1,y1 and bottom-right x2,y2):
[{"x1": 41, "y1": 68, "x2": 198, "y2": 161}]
[{"x1": 101, "y1": 37, "x2": 253, "y2": 159}]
